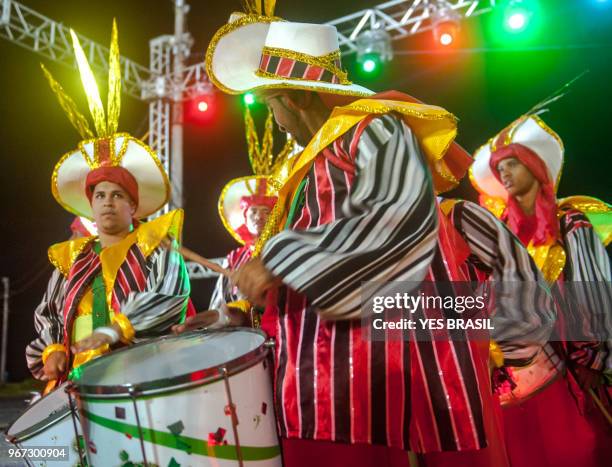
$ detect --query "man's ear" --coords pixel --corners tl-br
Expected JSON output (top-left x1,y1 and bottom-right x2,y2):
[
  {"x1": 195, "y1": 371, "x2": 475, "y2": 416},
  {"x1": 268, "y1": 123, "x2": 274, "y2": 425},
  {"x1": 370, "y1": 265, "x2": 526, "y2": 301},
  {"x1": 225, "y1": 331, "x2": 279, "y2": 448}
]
[{"x1": 284, "y1": 90, "x2": 314, "y2": 111}]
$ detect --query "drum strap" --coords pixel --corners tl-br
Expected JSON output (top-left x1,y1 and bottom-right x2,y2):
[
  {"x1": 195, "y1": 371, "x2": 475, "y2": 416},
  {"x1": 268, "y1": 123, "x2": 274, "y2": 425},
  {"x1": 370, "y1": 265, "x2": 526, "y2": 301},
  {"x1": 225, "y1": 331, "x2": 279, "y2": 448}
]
[{"x1": 92, "y1": 242, "x2": 110, "y2": 330}]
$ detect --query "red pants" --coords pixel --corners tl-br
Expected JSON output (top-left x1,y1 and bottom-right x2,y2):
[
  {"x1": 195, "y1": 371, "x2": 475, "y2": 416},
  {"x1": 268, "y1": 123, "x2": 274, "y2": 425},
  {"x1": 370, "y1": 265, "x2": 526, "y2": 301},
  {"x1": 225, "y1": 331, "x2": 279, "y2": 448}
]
[
  {"x1": 502, "y1": 377, "x2": 611, "y2": 467},
  {"x1": 281, "y1": 388, "x2": 509, "y2": 467},
  {"x1": 281, "y1": 438, "x2": 413, "y2": 467}
]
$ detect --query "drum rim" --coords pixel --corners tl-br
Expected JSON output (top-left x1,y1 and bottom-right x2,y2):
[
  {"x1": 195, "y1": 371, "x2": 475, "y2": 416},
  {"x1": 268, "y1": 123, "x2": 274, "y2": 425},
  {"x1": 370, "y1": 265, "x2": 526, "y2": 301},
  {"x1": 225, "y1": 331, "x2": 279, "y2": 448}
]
[
  {"x1": 5, "y1": 384, "x2": 72, "y2": 443},
  {"x1": 70, "y1": 327, "x2": 270, "y2": 397}
]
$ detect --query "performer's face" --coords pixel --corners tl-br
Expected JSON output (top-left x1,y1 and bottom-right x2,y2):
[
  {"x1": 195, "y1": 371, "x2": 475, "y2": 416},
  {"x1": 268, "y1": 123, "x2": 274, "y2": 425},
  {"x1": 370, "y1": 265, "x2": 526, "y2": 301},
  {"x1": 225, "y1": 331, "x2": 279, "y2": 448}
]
[
  {"x1": 245, "y1": 205, "x2": 271, "y2": 237},
  {"x1": 496, "y1": 157, "x2": 539, "y2": 197},
  {"x1": 90, "y1": 181, "x2": 136, "y2": 235},
  {"x1": 260, "y1": 91, "x2": 312, "y2": 146}
]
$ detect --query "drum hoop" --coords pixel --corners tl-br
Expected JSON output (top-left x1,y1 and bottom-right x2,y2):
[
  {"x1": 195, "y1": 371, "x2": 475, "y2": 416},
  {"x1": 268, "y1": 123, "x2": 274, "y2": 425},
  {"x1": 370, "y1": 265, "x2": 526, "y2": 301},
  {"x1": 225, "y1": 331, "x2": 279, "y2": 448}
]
[
  {"x1": 5, "y1": 391, "x2": 72, "y2": 443},
  {"x1": 500, "y1": 365, "x2": 565, "y2": 407},
  {"x1": 70, "y1": 327, "x2": 270, "y2": 398}
]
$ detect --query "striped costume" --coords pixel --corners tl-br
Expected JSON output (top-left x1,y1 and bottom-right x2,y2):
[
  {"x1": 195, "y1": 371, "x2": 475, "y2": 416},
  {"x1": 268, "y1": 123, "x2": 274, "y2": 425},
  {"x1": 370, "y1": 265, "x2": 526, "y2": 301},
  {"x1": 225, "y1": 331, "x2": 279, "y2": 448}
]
[
  {"x1": 496, "y1": 207, "x2": 612, "y2": 467},
  {"x1": 260, "y1": 113, "x2": 554, "y2": 454},
  {"x1": 209, "y1": 245, "x2": 253, "y2": 311},
  {"x1": 26, "y1": 211, "x2": 190, "y2": 380},
  {"x1": 536, "y1": 207, "x2": 611, "y2": 371}
]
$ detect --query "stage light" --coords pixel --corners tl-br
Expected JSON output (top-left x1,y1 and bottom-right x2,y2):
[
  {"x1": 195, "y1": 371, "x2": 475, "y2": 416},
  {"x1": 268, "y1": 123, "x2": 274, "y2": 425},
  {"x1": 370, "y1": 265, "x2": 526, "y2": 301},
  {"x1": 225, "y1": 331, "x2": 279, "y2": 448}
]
[
  {"x1": 362, "y1": 58, "x2": 377, "y2": 73},
  {"x1": 243, "y1": 92, "x2": 255, "y2": 106},
  {"x1": 440, "y1": 32, "x2": 454, "y2": 46},
  {"x1": 507, "y1": 12, "x2": 526, "y2": 30},
  {"x1": 197, "y1": 100, "x2": 209, "y2": 112},
  {"x1": 187, "y1": 95, "x2": 217, "y2": 124},
  {"x1": 503, "y1": 1, "x2": 533, "y2": 33},
  {"x1": 489, "y1": 0, "x2": 541, "y2": 43},
  {"x1": 356, "y1": 29, "x2": 392, "y2": 77},
  {"x1": 432, "y1": 2, "x2": 461, "y2": 47}
]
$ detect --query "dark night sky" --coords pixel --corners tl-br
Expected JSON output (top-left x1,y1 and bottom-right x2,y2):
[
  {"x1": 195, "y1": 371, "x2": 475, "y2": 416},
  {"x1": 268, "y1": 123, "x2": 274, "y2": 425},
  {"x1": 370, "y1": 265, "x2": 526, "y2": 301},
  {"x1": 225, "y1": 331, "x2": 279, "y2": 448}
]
[{"x1": 1, "y1": 0, "x2": 611, "y2": 381}]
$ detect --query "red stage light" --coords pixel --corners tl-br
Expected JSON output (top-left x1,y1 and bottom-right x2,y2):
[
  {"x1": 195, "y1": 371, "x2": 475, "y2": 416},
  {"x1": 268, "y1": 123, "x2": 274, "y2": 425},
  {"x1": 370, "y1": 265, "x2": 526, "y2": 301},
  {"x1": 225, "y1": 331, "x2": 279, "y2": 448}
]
[
  {"x1": 186, "y1": 95, "x2": 217, "y2": 124},
  {"x1": 197, "y1": 100, "x2": 209, "y2": 112},
  {"x1": 433, "y1": 20, "x2": 460, "y2": 47}
]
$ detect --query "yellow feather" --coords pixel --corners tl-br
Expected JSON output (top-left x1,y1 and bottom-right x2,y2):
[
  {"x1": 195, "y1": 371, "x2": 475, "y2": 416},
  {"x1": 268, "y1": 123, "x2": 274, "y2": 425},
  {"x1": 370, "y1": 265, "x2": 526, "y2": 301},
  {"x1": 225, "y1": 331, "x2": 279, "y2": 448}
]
[
  {"x1": 242, "y1": 0, "x2": 263, "y2": 15},
  {"x1": 106, "y1": 19, "x2": 121, "y2": 135},
  {"x1": 40, "y1": 64, "x2": 94, "y2": 139},
  {"x1": 264, "y1": 0, "x2": 276, "y2": 16},
  {"x1": 70, "y1": 29, "x2": 107, "y2": 137}
]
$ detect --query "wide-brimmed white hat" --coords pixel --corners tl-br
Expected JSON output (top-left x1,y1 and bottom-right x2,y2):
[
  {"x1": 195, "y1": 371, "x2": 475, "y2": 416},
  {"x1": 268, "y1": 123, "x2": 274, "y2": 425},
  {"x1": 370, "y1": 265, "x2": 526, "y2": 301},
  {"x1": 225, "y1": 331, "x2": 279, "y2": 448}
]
[
  {"x1": 206, "y1": 13, "x2": 374, "y2": 97},
  {"x1": 44, "y1": 21, "x2": 170, "y2": 220},
  {"x1": 471, "y1": 115, "x2": 564, "y2": 200},
  {"x1": 52, "y1": 134, "x2": 170, "y2": 220},
  {"x1": 218, "y1": 175, "x2": 277, "y2": 245}
]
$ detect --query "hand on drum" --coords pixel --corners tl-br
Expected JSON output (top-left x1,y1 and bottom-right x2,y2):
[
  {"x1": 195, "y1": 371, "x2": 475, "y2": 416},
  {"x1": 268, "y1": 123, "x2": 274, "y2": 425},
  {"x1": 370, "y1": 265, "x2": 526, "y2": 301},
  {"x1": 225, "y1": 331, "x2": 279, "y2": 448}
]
[
  {"x1": 172, "y1": 307, "x2": 250, "y2": 334},
  {"x1": 230, "y1": 258, "x2": 281, "y2": 307},
  {"x1": 43, "y1": 351, "x2": 67, "y2": 380},
  {"x1": 172, "y1": 310, "x2": 223, "y2": 334},
  {"x1": 71, "y1": 328, "x2": 116, "y2": 354}
]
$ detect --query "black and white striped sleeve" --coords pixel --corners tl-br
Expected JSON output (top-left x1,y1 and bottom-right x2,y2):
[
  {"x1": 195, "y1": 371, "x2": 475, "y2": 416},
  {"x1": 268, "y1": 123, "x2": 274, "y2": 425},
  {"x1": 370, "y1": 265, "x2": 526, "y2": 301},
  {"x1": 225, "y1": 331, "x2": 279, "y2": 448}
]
[
  {"x1": 25, "y1": 269, "x2": 66, "y2": 380},
  {"x1": 450, "y1": 200, "x2": 556, "y2": 364},
  {"x1": 262, "y1": 114, "x2": 438, "y2": 320},
  {"x1": 209, "y1": 256, "x2": 230, "y2": 311},
  {"x1": 562, "y1": 211, "x2": 611, "y2": 281},
  {"x1": 560, "y1": 211, "x2": 612, "y2": 372},
  {"x1": 121, "y1": 240, "x2": 191, "y2": 335}
]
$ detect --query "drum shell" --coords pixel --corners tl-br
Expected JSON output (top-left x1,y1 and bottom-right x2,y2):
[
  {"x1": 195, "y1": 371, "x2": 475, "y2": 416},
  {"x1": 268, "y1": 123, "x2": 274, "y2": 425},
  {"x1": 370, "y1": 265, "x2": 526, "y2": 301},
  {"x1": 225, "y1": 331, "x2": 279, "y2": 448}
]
[
  {"x1": 71, "y1": 330, "x2": 281, "y2": 466},
  {"x1": 6, "y1": 383, "x2": 82, "y2": 467}
]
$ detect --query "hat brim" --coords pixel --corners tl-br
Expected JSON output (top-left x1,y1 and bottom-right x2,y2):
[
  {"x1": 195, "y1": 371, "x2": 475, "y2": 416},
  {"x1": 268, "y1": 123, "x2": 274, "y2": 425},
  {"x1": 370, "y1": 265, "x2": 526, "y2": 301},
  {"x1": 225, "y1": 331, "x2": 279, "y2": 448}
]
[
  {"x1": 206, "y1": 14, "x2": 374, "y2": 98},
  {"x1": 470, "y1": 142, "x2": 509, "y2": 201},
  {"x1": 52, "y1": 134, "x2": 170, "y2": 219},
  {"x1": 218, "y1": 175, "x2": 277, "y2": 245}
]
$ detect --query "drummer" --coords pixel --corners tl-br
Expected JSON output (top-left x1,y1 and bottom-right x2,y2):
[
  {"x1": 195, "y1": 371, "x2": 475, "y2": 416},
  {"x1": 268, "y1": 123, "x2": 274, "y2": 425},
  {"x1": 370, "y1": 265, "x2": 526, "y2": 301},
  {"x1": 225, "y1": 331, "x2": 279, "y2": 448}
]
[
  {"x1": 470, "y1": 114, "x2": 612, "y2": 466},
  {"x1": 173, "y1": 178, "x2": 276, "y2": 332},
  {"x1": 173, "y1": 105, "x2": 290, "y2": 332},
  {"x1": 25, "y1": 21, "x2": 190, "y2": 390}
]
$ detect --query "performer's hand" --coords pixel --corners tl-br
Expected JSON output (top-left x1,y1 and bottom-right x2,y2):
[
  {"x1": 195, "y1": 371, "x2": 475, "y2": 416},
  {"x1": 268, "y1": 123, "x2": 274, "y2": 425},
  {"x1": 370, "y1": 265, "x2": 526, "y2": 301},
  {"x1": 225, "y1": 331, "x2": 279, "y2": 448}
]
[
  {"x1": 172, "y1": 308, "x2": 250, "y2": 334},
  {"x1": 43, "y1": 351, "x2": 67, "y2": 380},
  {"x1": 231, "y1": 258, "x2": 281, "y2": 307},
  {"x1": 71, "y1": 331, "x2": 114, "y2": 354},
  {"x1": 172, "y1": 310, "x2": 222, "y2": 334}
]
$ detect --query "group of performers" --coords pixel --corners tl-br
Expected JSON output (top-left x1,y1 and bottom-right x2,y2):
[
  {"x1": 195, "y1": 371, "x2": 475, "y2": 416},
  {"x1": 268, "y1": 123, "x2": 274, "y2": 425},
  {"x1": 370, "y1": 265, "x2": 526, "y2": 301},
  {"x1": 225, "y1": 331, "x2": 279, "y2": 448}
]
[{"x1": 22, "y1": 2, "x2": 610, "y2": 466}]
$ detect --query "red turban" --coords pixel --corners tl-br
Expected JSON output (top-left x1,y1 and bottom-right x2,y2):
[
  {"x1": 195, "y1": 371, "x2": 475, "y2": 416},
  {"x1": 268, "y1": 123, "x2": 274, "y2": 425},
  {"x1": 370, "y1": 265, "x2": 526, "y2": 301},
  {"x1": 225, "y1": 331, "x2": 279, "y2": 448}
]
[
  {"x1": 85, "y1": 166, "x2": 139, "y2": 207},
  {"x1": 240, "y1": 194, "x2": 277, "y2": 215},
  {"x1": 490, "y1": 143, "x2": 558, "y2": 246}
]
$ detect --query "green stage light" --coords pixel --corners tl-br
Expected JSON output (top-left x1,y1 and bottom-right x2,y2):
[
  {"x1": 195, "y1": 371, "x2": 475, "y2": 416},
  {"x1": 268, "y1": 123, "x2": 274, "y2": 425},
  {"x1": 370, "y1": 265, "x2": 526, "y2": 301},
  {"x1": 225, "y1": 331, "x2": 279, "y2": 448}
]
[
  {"x1": 489, "y1": 0, "x2": 541, "y2": 43},
  {"x1": 507, "y1": 11, "x2": 527, "y2": 30},
  {"x1": 362, "y1": 58, "x2": 377, "y2": 73},
  {"x1": 502, "y1": 0, "x2": 537, "y2": 34},
  {"x1": 243, "y1": 92, "x2": 255, "y2": 106}
]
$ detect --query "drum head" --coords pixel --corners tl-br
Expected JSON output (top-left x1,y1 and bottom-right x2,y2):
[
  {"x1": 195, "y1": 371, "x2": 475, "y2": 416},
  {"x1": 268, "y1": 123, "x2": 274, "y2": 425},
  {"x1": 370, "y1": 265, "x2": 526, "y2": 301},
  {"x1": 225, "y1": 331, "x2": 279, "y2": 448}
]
[
  {"x1": 7, "y1": 382, "x2": 70, "y2": 440},
  {"x1": 72, "y1": 329, "x2": 267, "y2": 396}
]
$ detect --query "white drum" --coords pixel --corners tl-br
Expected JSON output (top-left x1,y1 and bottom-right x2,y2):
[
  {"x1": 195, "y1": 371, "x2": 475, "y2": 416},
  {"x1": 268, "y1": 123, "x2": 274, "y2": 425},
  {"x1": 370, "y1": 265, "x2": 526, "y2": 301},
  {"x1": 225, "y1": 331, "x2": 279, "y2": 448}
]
[
  {"x1": 70, "y1": 328, "x2": 280, "y2": 466},
  {"x1": 6, "y1": 382, "x2": 82, "y2": 467}
]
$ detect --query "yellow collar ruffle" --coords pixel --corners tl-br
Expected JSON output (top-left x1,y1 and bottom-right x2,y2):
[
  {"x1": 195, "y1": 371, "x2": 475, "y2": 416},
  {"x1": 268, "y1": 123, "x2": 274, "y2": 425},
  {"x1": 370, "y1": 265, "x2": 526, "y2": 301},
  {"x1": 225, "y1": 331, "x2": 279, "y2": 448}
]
[{"x1": 48, "y1": 209, "x2": 184, "y2": 307}]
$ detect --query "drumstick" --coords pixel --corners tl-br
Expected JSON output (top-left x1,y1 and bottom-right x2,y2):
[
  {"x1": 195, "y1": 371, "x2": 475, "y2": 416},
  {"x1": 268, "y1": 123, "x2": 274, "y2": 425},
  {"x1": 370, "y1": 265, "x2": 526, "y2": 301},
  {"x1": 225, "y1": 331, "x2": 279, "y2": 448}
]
[
  {"x1": 589, "y1": 388, "x2": 612, "y2": 426},
  {"x1": 43, "y1": 379, "x2": 57, "y2": 396},
  {"x1": 179, "y1": 245, "x2": 230, "y2": 277}
]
